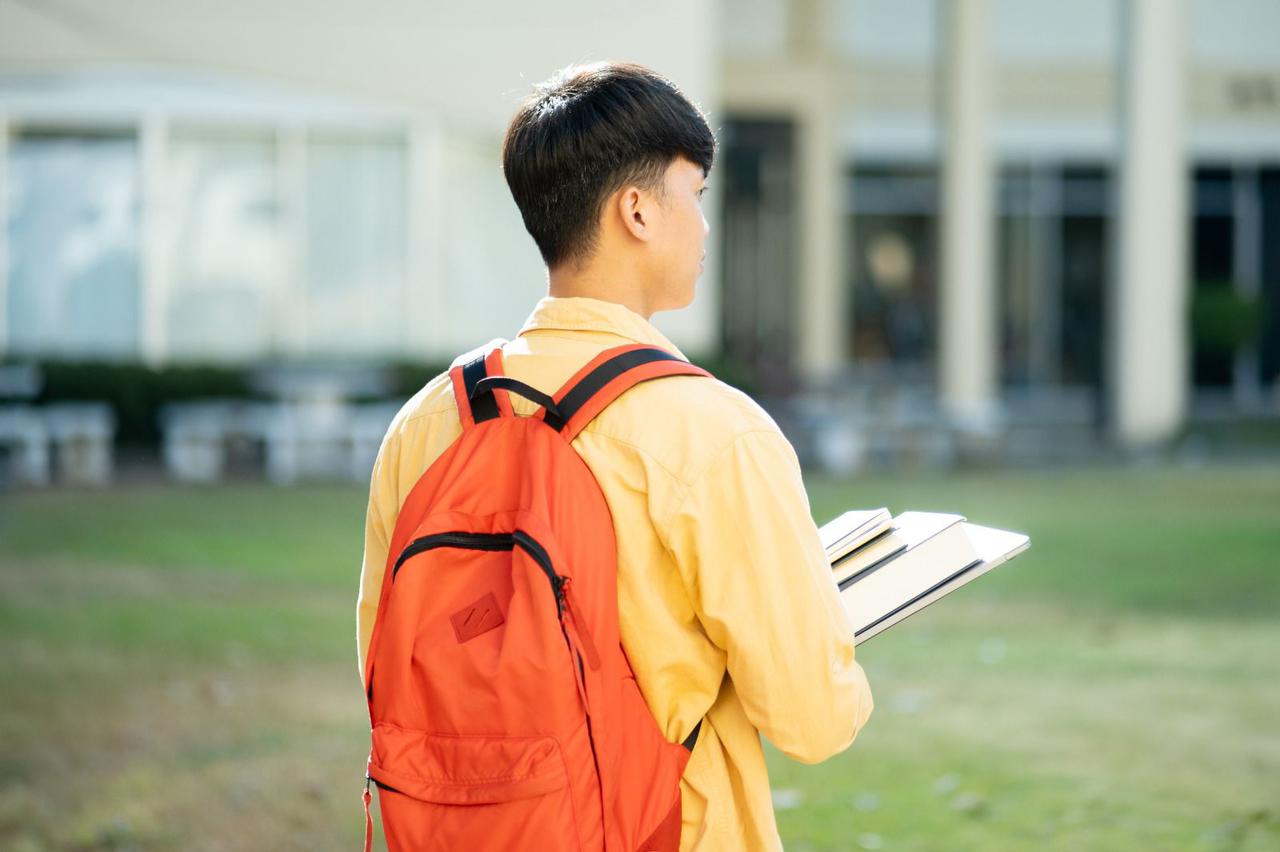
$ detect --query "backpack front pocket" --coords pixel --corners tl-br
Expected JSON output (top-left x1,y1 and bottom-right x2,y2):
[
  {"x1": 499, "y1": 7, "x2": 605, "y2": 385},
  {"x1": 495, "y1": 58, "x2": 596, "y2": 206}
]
[{"x1": 368, "y1": 721, "x2": 581, "y2": 851}]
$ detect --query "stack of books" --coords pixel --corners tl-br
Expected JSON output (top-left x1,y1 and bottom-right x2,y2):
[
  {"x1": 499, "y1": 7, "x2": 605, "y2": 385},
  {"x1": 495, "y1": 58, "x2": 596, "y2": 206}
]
[{"x1": 820, "y1": 508, "x2": 1030, "y2": 644}]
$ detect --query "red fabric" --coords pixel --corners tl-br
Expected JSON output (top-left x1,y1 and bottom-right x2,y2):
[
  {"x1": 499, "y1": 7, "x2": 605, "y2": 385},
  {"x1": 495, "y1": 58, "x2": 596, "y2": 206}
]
[
  {"x1": 362, "y1": 783, "x2": 374, "y2": 852},
  {"x1": 362, "y1": 344, "x2": 701, "y2": 851},
  {"x1": 638, "y1": 796, "x2": 683, "y2": 852},
  {"x1": 484, "y1": 346, "x2": 515, "y2": 417},
  {"x1": 363, "y1": 342, "x2": 507, "y2": 702}
]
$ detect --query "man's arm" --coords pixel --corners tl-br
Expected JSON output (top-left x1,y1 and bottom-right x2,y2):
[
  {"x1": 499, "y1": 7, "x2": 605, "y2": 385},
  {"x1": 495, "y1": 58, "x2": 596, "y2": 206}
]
[
  {"x1": 661, "y1": 428, "x2": 873, "y2": 763},
  {"x1": 356, "y1": 429, "x2": 400, "y2": 689}
]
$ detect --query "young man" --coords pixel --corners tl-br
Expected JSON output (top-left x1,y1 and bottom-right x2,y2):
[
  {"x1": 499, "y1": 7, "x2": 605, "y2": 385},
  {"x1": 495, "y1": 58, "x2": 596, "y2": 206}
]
[{"x1": 356, "y1": 61, "x2": 873, "y2": 851}]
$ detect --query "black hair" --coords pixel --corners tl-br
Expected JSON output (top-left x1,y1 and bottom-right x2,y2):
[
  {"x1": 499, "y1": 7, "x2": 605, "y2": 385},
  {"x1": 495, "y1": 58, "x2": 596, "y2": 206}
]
[{"x1": 502, "y1": 61, "x2": 716, "y2": 270}]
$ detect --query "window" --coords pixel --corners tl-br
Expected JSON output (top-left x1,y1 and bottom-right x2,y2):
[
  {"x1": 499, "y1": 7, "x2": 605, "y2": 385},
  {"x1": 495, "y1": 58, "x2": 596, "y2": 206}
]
[
  {"x1": 849, "y1": 165, "x2": 939, "y2": 372},
  {"x1": 997, "y1": 163, "x2": 1109, "y2": 390},
  {"x1": 305, "y1": 132, "x2": 408, "y2": 357},
  {"x1": 166, "y1": 127, "x2": 281, "y2": 361},
  {"x1": 6, "y1": 129, "x2": 141, "y2": 357},
  {"x1": 1191, "y1": 165, "x2": 1280, "y2": 397},
  {"x1": 848, "y1": 161, "x2": 1110, "y2": 390}
]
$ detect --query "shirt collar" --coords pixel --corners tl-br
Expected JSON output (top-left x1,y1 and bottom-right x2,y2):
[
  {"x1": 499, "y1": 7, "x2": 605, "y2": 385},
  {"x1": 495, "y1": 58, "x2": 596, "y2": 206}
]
[{"x1": 515, "y1": 295, "x2": 688, "y2": 359}]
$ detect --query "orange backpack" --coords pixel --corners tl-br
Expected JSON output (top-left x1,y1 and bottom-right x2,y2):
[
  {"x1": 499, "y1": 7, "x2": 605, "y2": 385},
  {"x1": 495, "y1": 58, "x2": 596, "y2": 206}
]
[{"x1": 361, "y1": 341, "x2": 712, "y2": 851}]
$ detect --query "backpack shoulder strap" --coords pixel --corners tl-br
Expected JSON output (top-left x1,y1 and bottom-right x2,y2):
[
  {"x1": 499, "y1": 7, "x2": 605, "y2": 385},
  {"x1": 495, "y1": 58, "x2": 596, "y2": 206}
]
[
  {"x1": 365, "y1": 341, "x2": 511, "y2": 697},
  {"x1": 539, "y1": 344, "x2": 712, "y2": 443},
  {"x1": 449, "y1": 342, "x2": 514, "y2": 431}
]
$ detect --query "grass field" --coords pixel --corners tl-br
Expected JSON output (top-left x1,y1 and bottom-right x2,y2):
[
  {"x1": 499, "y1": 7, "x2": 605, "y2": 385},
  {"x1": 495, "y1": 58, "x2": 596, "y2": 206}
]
[{"x1": 1, "y1": 462, "x2": 1278, "y2": 850}]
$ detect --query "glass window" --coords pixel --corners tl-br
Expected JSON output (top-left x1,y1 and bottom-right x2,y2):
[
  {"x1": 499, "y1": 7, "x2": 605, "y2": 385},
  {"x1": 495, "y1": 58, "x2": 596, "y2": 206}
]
[
  {"x1": 1059, "y1": 192, "x2": 1107, "y2": 388},
  {"x1": 849, "y1": 165, "x2": 939, "y2": 369},
  {"x1": 998, "y1": 164, "x2": 1038, "y2": 388},
  {"x1": 997, "y1": 162, "x2": 1109, "y2": 390},
  {"x1": 850, "y1": 161, "x2": 1112, "y2": 391},
  {"x1": 304, "y1": 131, "x2": 408, "y2": 358},
  {"x1": 1190, "y1": 165, "x2": 1280, "y2": 393},
  {"x1": 1260, "y1": 168, "x2": 1280, "y2": 390},
  {"x1": 6, "y1": 129, "x2": 141, "y2": 357},
  {"x1": 1191, "y1": 167, "x2": 1237, "y2": 388},
  {"x1": 437, "y1": 135, "x2": 545, "y2": 353},
  {"x1": 165, "y1": 127, "x2": 281, "y2": 361}
]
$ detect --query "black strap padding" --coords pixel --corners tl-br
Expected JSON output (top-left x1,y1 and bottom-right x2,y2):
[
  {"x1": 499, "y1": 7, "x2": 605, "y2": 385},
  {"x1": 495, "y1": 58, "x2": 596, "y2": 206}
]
[
  {"x1": 472, "y1": 376, "x2": 563, "y2": 422},
  {"x1": 682, "y1": 719, "x2": 702, "y2": 752},
  {"x1": 462, "y1": 354, "x2": 500, "y2": 423},
  {"x1": 544, "y1": 348, "x2": 689, "y2": 432}
]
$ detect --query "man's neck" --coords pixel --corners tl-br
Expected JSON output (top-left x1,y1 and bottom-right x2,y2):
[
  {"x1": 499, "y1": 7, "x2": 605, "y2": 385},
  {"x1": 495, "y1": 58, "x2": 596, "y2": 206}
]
[{"x1": 547, "y1": 261, "x2": 653, "y2": 320}]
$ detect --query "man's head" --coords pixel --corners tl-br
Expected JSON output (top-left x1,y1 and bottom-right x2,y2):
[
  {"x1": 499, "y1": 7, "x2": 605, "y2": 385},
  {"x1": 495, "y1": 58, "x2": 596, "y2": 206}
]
[{"x1": 502, "y1": 61, "x2": 716, "y2": 314}]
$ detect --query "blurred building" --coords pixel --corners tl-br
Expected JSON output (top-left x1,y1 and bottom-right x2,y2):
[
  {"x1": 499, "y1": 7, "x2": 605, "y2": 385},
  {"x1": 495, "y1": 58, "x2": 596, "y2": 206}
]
[
  {"x1": 719, "y1": 0, "x2": 1280, "y2": 451},
  {"x1": 1, "y1": 0, "x2": 1278, "y2": 454},
  {"x1": 0, "y1": 0, "x2": 718, "y2": 369}
]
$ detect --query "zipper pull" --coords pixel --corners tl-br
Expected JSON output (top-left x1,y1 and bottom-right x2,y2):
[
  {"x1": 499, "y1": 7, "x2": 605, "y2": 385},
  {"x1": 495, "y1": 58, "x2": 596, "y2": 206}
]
[
  {"x1": 565, "y1": 632, "x2": 591, "y2": 711},
  {"x1": 562, "y1": 578, "x2": 601, "y2": 670},
  {"x1": 362, "y1": 775, "x2": 375, "y2": 852}
]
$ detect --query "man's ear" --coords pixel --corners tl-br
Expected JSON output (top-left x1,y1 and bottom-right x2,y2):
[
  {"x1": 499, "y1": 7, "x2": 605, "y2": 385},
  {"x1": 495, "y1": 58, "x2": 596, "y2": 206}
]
[{"x1": 614, "y1": 185, "x2": 655, "y2": 243}]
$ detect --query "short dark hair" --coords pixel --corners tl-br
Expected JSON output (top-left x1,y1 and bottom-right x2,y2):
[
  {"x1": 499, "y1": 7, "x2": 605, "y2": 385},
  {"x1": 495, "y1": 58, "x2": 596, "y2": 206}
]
[{"x1": 502, "y1": 61, "x2": 717, "y2": 269}]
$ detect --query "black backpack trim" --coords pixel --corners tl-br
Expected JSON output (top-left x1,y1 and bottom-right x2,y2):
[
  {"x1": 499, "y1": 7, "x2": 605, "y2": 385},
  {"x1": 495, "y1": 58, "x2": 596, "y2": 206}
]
[
  {"x1": 543, "y1": 347, "x2": 689, "y2": 433},
  {"x1": 461, "y1": 353, "x2": 500, "y2": 424},
  {"x1": 472, "y1": 376, "x2": 564, "y2": 423},
  {"x1": 462, "y1": 346, "x2": 695, "y2": 435},
  {"x1": 682, "y1": 719, "x2": 702, "y2": 752}
]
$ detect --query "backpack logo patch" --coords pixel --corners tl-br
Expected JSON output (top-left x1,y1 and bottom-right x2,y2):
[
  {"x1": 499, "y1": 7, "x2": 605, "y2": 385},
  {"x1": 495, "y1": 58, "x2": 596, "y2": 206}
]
[{"x1": 450, "y1": 592, "x2": 505, "y2": 643}]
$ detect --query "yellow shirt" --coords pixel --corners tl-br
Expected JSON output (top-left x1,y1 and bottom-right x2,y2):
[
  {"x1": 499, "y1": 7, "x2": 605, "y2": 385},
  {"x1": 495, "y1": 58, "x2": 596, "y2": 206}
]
[{"x1": 356, "y1": 295, "x2": 873, "y2": 851}]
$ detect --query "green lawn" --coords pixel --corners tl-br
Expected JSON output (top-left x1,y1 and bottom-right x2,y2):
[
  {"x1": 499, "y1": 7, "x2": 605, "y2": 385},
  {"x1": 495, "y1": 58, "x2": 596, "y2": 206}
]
[{"x1": 1, "y1": 463, "x2": 1278, "y2": 850}]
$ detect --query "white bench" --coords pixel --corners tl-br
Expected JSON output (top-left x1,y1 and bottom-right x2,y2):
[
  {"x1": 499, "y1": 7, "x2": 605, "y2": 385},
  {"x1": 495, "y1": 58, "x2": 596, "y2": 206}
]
[
  {"x1": 158, "y1": 400, "x2": 243, "y2": 483},
  {"x1": 159, "y1": 398, "x2": 403, "y2": 484},
  {"x1": 0, "y1": 405, "x2": 51, "y2": 485},
  {"x1": 43, "y1": 402, "x2": 117, "y2": 487}
]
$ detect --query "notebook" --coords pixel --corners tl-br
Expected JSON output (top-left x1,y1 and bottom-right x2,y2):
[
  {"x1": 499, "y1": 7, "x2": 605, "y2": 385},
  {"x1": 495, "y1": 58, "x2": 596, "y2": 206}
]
[{"x1": 820, "y1": 509, "x2": 1030, "y2": 644}]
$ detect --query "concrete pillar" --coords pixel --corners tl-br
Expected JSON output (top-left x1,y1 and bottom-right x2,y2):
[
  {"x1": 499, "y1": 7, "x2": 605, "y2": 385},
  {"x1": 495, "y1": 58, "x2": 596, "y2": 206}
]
[
  {"x1": 939, "y1": 0, "x2": 998, "y2": 429},
  {"x1": 796, "y1": 96, "x2": 846, "y2": 382},
  {"x1": 1110, "y1": 0, "x2": 1188, "y2": 446},
  {"x1": 792, "y1": 0, "x2": 846, "y2": 382}
]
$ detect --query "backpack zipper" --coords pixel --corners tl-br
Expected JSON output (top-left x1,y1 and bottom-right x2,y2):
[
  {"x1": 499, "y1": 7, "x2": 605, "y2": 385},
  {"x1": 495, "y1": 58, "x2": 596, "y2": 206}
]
[
  {"x1": 392, "y1": 529, "x2": 567, "y2": 614},
  {"x1": 509, "y1": 532, "x2": 607, "y2": 824},
  {"x1": 367, "y1": 774, "x2": 405, "y2": 796},
  {"x1": 511, "y1": 529, "x2": 565, "y2": 613},
  {"x1": 392, "y1": 531, "x2": 515, "y2": 580}
]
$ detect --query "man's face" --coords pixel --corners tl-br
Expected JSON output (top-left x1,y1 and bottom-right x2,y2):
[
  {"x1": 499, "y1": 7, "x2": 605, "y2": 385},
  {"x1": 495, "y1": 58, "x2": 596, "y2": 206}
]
[{"x1": 650, "y1": 156, "x2": 709, "y2": 312}]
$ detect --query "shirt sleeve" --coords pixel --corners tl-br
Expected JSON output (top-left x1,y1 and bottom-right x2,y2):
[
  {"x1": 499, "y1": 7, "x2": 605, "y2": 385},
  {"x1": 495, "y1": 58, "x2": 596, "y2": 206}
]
[
  {"x1": 356, "y1": 427, "x2": 400, "y2": 689},
  {"x1": 661, "y1": 428, "x2": 874, "y2": 764}
]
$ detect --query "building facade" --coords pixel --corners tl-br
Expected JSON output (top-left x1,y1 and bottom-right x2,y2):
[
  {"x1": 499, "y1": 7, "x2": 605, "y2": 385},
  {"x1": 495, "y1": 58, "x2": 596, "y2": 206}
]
[
  {"x1": 719, "y1": 0, "x2": 1280, "y2": 446},
  {"x1": 3, "y1": 0, "x2": 1278, "y2": 449}
]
